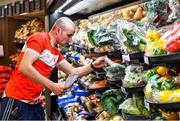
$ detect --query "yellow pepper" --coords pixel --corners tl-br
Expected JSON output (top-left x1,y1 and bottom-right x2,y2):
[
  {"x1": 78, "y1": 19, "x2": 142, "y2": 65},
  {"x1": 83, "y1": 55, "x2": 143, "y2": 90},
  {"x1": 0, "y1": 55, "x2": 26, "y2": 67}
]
[
  {"x1": 146, "y1": 30, "x2": 161, "y2": 42},
  {"x1": 159, "y1": 90, "x2": 173, "y2": 103},
  {"x1": 159, "y1": 76, "x2": 170, "y2": 82},
  {"x1": 156, "y1": 66, "x2": 169, "y2": 76},
  {"x1": 171, "y1": 89, "x2": 180, "y2": 102},
  {"x1": 145, "y1": 40, "x2": 166, "y2": 56}
]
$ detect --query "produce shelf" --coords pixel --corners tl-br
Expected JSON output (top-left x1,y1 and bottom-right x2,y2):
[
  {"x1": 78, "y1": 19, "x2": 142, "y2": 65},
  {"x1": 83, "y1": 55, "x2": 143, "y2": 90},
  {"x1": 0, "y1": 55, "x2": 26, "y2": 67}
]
[
  {"x1": 122, "y1": 85, "x2": 146, "y2": 94},
  {"x1": 122, "y1": 52, "x2": 144, "y2": 62},
  {"x1": 144, "y1": 53, "x2": 180, "y2": 64},
  {"x1": 145, "y1": 99, "x2": 180, "y2": 112}
]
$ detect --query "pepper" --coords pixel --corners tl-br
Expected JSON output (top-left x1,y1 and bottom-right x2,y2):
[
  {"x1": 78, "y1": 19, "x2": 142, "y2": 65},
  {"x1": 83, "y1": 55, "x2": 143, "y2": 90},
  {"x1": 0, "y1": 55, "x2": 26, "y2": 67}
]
[
  {"x1": 152, "y1": 80, "x2": 162, "y2": 90},
  {"x1": 160, "y1": 79, "x2": 175, "y2": 90},
  {"x1": 166, "y1": 26, "x2": 180, "y2": 52},
  {"x1": 146, "y1": 30, "x2": 161, "y2": 42},
  {"x1": 166, "y1": 37, "x2": 180, "y2": 52},
  {"x1": 145, "y1": 69, "x2": 157, "y2": 81},
  {"x1": 156, "y1": 66, "x2": 169, "y2": 76}
]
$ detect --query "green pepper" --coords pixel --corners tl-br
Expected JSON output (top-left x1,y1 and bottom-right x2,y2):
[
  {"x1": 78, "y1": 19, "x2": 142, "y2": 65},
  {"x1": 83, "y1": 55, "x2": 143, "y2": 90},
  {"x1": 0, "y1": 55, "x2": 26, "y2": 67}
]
[
  {"x1": 150, "y1": 74, "x2": 160, "y2": 83},
  {"x1": 160, "y1": 80, "x2": 175, "y2": 90},
  {"x1": 152, "y1": 80, "x2": 162, "y2": 90},
  {"x1": 145, "y1": 69, "x2": 157, "y2": 81}
]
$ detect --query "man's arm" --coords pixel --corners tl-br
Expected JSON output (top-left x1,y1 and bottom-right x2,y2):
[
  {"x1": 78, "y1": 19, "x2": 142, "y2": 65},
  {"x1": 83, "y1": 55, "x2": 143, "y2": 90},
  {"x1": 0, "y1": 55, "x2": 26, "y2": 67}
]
[
  {"x1": 57, "y1": 56, "x2": 107, "y2": 77},
  {"x1": 19, "y1": 51, "x2": 67, "y2": 95}
]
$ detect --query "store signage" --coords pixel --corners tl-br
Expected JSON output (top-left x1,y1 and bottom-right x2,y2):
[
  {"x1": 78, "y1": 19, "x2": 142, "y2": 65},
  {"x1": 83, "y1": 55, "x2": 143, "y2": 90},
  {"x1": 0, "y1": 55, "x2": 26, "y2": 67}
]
[{"x1": 23, "y1": 0, "x2": 30, "y2": 13}]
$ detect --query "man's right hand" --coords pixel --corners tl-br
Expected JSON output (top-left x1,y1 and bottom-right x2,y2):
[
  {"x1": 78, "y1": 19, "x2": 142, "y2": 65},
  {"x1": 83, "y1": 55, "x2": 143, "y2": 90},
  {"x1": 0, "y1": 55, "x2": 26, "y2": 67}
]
[{"x1": 50, "y1": 82, "x2": 69, "y2": 96}]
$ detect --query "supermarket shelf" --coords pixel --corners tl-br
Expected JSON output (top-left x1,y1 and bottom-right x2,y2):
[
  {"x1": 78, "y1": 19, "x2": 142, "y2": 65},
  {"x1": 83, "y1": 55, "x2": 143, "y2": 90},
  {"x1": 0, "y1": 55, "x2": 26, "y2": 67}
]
[
  {"x1": 144, "y1": 53, "x2": 180, "y2": 64},
  {"x1": 11, "y1": 10, "x2": 45, "y2": 19},
  {"x1": 146, "y1": 99, "x2": 180, "y2": 112},
  {"x1": 122, "y1": 85, "x2": 146, "y2": 94},
  {"x1": 122, "y1": 52, "x2": 144, "y2": 62}
]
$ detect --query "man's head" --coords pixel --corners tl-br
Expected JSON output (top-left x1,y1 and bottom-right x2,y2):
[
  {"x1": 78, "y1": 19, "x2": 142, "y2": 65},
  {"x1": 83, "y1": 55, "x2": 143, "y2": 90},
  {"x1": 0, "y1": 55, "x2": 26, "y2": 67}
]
[{"x1": 50, "y1": 17, "x2": 75, "y2": 46}]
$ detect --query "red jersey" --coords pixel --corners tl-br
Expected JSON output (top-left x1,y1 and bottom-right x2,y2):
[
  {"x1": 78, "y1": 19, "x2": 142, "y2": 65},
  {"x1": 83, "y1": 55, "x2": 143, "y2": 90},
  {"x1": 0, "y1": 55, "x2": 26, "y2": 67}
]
[{"x1": 4, "y1": 32, "x2": 64, "y2": 104}]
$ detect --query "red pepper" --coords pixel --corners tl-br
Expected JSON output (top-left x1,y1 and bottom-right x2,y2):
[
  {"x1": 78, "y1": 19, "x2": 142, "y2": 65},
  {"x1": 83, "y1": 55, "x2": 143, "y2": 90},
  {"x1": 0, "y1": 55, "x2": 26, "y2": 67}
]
[{"x1": 166, "y1": 30, "x2": 180, "y2": 52}]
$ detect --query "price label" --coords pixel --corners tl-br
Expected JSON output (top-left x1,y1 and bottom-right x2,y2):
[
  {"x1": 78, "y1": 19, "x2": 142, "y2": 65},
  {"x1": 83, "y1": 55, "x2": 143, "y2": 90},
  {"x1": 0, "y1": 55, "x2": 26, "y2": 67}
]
[
  {"x1": 144, "y1": 56, "x2": 149, "y2": 64},
  {"x1": 122, "y1": 54, "x2": 130, "y2": 61}
]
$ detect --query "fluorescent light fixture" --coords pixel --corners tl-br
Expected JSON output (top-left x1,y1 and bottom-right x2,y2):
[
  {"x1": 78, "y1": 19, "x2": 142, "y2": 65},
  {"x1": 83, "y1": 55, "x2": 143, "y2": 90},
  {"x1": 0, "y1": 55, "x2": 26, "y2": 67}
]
[
  {"x1": 63, "y1": 0, "x2": 99, "y2": 15},
  {"x1": 55, "y1": 0, "x2": 73, "y2": 13}
]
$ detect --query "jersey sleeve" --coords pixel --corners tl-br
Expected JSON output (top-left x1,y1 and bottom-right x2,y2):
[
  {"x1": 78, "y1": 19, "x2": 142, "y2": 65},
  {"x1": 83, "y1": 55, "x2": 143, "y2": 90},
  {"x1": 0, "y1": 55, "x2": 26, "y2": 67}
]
[{"x1": 25, "y1": 34, "x2": 44, "y2": 56}]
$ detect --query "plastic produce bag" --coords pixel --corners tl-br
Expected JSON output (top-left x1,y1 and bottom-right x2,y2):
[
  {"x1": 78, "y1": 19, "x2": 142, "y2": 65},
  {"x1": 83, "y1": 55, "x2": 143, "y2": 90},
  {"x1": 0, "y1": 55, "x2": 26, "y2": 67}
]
[
  {"x1": 119, "y1": 98, "x2": 141, "y2": 115},
  {"x1": 167, "y1": 0, "x2": 180, "y2": 23},
  {"x1": 144, "y1": 0, "x2": 171, "y2": 27},
  {"x1": 105, "y1": 58, "x2": 126, "y2": 81}
]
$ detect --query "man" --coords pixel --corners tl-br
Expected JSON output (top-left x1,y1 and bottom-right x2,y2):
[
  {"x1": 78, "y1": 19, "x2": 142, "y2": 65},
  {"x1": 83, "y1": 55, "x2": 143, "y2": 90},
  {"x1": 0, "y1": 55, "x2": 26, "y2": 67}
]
[{"x1": 0, "y1": 17, "x2": 107, "y2": 120}]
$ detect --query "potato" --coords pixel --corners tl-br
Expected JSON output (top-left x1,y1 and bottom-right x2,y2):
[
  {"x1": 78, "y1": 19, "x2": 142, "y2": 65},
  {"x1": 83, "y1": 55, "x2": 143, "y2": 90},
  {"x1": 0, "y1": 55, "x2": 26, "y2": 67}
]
[
  {"x1": 123, "y1": 13, "x2": 131, "y2": 20},
  {"x1": 129, "y1": 5, "x2": 139, "y2": 12},
  {"x1": 128, "y1": 10, "x2": 135, "y2": 18},
  {"x1": 133, "y1": 7, "x2": 143, "y2": 20},
  {"x1": 143, "y1": 11, "x2": 147, "y2": 17},
  {"x1": 141, "y1": 16, "x2": 148, "y2": 22}
]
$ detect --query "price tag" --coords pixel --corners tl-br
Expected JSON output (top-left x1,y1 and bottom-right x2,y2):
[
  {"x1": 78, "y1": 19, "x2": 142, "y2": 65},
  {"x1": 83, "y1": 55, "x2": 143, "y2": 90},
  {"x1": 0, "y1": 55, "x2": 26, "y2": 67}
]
[
  {"x1": 144, "y1": 56, "x2": 149, "y2": 64},
  {"x1": 122, "y1": 54, "x2": 130, "y2": 61}
]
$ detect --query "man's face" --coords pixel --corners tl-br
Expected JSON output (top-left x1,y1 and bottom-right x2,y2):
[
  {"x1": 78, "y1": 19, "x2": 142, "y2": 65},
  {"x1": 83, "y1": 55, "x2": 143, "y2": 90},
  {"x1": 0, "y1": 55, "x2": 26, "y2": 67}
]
[{"x1": 56, "y1": 27, "x2": 75, "y2": 46}]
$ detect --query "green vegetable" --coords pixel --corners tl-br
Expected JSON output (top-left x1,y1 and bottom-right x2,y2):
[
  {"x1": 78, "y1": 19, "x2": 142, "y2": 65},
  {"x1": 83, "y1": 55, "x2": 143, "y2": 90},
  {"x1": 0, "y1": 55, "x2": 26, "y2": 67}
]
[
  {"x1": 144, "y1": 69, "x2": 157, "y2": 81},
  {"x1": 101, "y1": 89, "x2": 125, "y2": 114},
  {"x1": 152, "y1": 79, "x2": 162, "y2": 90},
  {"x1": 87, "y1": 30, "x2": 97, "y2": 46},
  {"x1": 160, "y1": 79, "x2": 175, "y2": 90},
  {"x1": 134, "y1": 96, "x2": 150, "y2": 116},
  {"x1": 120, "y1": 96, "x2": 150, "y2": 116},
  {"x1": 122, "y1": 28, "x2": 147, "y2": 52},
  {"x1": 152, "y1": 47, "x2": 166, "y2": 56},
  {"x1": 149, "y1": 74, "x2": 160, "y2": 83}
]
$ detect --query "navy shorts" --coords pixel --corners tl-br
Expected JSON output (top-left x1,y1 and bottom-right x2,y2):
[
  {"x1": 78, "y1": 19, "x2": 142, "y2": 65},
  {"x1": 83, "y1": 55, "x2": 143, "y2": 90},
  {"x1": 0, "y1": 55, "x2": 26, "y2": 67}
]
[{"x1": 0, "y1": 97, "x2": 45, "y2": 120}]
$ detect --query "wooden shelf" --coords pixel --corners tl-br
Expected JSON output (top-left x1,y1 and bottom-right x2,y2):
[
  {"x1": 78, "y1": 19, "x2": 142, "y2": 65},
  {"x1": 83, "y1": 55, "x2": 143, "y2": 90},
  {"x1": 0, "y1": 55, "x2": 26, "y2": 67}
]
[{"x1": 11, "y1": 10, "x2": 45, "y2": 19}]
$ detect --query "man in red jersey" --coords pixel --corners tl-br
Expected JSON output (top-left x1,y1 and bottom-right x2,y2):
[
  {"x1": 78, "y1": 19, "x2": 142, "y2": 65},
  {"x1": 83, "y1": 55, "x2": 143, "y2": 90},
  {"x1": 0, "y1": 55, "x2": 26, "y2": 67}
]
[{"x1": 0, "y1": 17, "x2": 107, "y2": 120}]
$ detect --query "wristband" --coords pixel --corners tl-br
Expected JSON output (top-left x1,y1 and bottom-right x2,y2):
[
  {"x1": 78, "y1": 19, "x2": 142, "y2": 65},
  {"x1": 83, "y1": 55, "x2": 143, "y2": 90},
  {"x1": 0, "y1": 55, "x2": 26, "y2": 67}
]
[{"x1": 90, "y1": 62, "x2": 96, "y2": 70}]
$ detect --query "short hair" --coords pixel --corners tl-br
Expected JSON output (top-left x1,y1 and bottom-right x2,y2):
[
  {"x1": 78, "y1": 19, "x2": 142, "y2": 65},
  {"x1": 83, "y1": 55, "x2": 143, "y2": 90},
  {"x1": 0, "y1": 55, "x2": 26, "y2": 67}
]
[{"x1": 51, "y1": 17, "x2": 75, "y2": 31}]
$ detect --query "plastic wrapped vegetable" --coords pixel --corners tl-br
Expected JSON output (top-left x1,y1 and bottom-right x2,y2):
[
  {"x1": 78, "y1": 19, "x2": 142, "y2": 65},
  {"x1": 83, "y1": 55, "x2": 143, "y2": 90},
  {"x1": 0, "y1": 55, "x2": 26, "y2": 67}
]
[
  {"x1": 119, "y1": 96, "x2": 150, "y2": 116},
  {"x1": 123, "y1": 65, "x2": 146, "y2": 88},
  {"x1": 161, "y1": 22, "x2": 180, "y2": 52},
  {"x1": 105, "y1": 62, "x2": 126, "y2": 81},
  {"x1": 101, "y1": 89, "x2": 125, "y2": 114}
]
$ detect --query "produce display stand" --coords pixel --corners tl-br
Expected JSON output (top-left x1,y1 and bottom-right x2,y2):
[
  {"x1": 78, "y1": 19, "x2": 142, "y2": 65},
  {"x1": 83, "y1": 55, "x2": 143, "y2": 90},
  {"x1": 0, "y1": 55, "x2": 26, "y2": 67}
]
[{"x1": 47, "y1": 0, "x2": 180, "y2": 120}]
